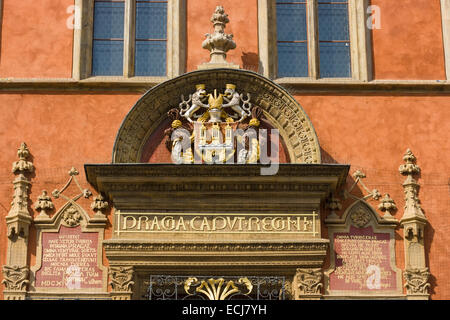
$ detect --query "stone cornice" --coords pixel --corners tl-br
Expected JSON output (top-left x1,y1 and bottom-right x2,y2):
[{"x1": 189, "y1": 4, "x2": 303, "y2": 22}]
[
  {"x1": 84, "y1": 163, "x2": 349, "y2": 211},
  {"x1": 2, "y1": 78, "x2": 450, "y2": 94}
]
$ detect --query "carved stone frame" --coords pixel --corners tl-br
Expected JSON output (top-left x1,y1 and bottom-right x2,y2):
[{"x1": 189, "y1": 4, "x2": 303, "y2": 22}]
[
  {"x1": 324, "y1": 200, "x2": 403, "y2": 299},
  {"x1": 29, "y1": 202, "x2": 109, "y2": 299}
]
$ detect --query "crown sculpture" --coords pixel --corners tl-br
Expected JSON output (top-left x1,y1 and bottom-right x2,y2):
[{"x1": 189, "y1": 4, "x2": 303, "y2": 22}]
[{"x1": 198, "y1": 6, "x2": 240, "y2": 69}]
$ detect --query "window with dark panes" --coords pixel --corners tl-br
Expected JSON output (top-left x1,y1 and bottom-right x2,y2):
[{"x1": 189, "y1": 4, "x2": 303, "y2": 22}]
[
  {"x1": 318, "y1": 0, "x2": 351, "y2": 78},
  {"x1": 92, "y1": 0, "x2": 168, "y2": 77},
  {"x1": 92, "y1": 0, "x2": 125, "y2": 76},
  {"x1": 276, "y1": 0, "x2": 351, "y2": 78},
  {"x1": 135, "y1": 0, "x2": 167, "y2": 76},
  {"x1": 276, "y1": 0, "x2": 309, "y2": 77}
]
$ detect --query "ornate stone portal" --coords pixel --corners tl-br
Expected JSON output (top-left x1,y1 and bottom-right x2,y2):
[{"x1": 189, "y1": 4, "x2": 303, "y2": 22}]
[{"x1": 87, "y1": 64, "x2": 349, "y2": 299}]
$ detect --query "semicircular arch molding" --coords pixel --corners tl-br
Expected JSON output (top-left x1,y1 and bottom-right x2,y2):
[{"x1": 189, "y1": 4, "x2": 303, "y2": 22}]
[{"x1": 112, "y1": 68, "x2": 321, "y2": 164}]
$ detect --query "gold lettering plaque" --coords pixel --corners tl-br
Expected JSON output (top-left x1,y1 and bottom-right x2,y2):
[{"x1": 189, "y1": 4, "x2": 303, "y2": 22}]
[{"x1": 114, "y1": 211, "x2": 319, "y2": 236}]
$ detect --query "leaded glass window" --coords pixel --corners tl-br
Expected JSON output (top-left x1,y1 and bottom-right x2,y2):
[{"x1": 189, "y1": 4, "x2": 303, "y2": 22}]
[
  {"x1": 92, "y1": 0, "x2": 168, "y2": 77},
  {"x1": 93, "y1": 0, "x2": 125, "y2": 76},
  {"x1": 135, "y1": 0, "x2": 167, "y2": 76},
  {"x1": 276, "y1": 0, "x2": 352, "y2": 78},
  {"x1": 318, "y1": 0, "x2": 350, "y2": 77},
  {"x1": 276, "y1": 0, "x2": 308, "y2": 77}
]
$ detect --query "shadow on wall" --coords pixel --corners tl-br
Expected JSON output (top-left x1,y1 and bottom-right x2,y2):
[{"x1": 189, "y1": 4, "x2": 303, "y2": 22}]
[{"x1": 241, "y1": 51, "x2": 259, "y2": 73}]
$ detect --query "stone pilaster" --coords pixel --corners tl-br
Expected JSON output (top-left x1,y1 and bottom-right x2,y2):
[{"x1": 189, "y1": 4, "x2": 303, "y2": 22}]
[
  {"x1": 109, "y1": 266, "x2": 135, "y2": 300},
  {"x1": 399, "y1": 149, "x2": 430, "y2": 300},
  {"x1": 3, "y1": 142, "x2": 34, "y2": 300}
]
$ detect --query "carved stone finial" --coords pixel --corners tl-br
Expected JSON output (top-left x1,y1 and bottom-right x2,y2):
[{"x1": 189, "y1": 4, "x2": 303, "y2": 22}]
[
  {"x1": 7, "y1": 143, "x2": 33, "y2": 240},
  {"x1": 12, "y1": 142, "x2": 34, "y2": 174},
  {"x1": 399, "y1": 149, "x2": 420, "y2": 176},
  {"x1": 378, "y1": 193, "x2": 397, "y2": 220},
  {"x1": 34, "y1": 190, "x2": 54, "y2": 220},
  {"x1": 198, "y1": 6, "x2": 239, "y2": 69}
]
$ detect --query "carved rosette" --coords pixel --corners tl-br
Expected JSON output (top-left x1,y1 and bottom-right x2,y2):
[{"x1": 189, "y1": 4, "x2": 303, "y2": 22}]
[
  {"x1": 404, "y1": 268, "x2": 430, "y2": 296},
  {"x1": 2, "y1": 265, "x2": 30, "y2": 291},
  {"x1": 109, "y1": 266, "x2": 135, "y2": 293},
  {"x1": 350, "y1": 206, "x2": 371, "y2": 228},
  {"x1": 62, "y1": 206, "x2": 82, "y2": 227},
  {"x1": 296, "y1": 268, "x2": 323, "y2": 299}
]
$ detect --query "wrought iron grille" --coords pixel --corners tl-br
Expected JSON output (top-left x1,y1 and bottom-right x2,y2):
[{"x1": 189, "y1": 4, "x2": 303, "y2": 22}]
[{"x1": 144, "y1": 275, "x2": 286, "y2": 300}]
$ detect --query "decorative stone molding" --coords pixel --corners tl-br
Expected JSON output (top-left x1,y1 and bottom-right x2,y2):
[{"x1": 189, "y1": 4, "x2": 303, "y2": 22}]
[
  {"x1": 112, "y1": 68, "x2": 322, "y2": 164},
  {"x1": 198, "y1": 6, "x2": 239, "y2": 69},
  {"x1": 295, "y1": 268, "x2": 323, "y2": 300},
  {"x1": 398, "y1": 149, "x2": 430, "y2": 300},
  {"x1": 34, "y1": 190, "x2": 54, "y2": 221},
  {"x1": 109, "y1": 266, "x2": 135, "y2": 300},
  {"x1": 404, "y1": 268, "x2": 430, "y2": 296}
]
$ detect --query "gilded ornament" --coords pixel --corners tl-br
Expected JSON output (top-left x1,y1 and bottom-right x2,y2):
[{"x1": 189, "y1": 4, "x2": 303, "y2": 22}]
[{"x1": 184, "y1": 277, "x2": 252, "y2": 300}]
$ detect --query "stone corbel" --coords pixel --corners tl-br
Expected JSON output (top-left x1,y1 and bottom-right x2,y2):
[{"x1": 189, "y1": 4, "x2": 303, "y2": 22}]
[
  {"x1": 109, "y1": 266, "x2": 135, "y2": 300},
  {"x1": 90, "y1": 194, "x2": 109, "y2": 223},
  {"x1": 294, "y1": 268, "x2": 323, "y2": 300}
]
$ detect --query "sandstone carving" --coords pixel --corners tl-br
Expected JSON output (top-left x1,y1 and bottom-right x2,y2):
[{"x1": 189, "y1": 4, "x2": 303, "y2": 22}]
[
  {"x1": 2, "y1": 265, "x2": 30, "y2": 291},
  {"x1": 296, "y1": 268, "x2": 323, "y2": 296},
  {"x1": 404, "y1": 268, "x2": 430, "y2": 295},
  {"x1": 109, "y1": 266, "x2": 135, "y2": 292}
]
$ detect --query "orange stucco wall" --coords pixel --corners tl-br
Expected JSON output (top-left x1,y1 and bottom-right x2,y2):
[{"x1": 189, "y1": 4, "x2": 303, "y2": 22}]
[
  {"x1": 371, "y1": 0, "x2": 446, "y2": 80},
  {"x1": 0, "y1": 0, "x2": 74, "y2": 78}
]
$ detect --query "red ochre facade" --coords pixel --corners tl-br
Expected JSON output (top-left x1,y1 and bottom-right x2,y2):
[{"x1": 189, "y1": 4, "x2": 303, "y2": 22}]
[{"x1": 0, "y1": 0, "x2": 449, "y2": 299}]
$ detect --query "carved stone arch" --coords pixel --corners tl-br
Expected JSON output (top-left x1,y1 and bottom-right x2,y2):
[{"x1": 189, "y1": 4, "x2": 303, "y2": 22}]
[{"x1": 112, "y1": 68, "x2": 321, "y2": 164}]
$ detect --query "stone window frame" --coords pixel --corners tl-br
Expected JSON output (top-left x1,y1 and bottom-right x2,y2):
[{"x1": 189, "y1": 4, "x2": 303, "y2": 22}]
[
  {"x1": 72, "y1": 0, "x2": 186, "y2": 80},
  {"x1": 258, "y1": 0, "x2": 373, "y2": 82},
  {"x1": 441, "y1": 0, "x2": 450, "y2": 79}
]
